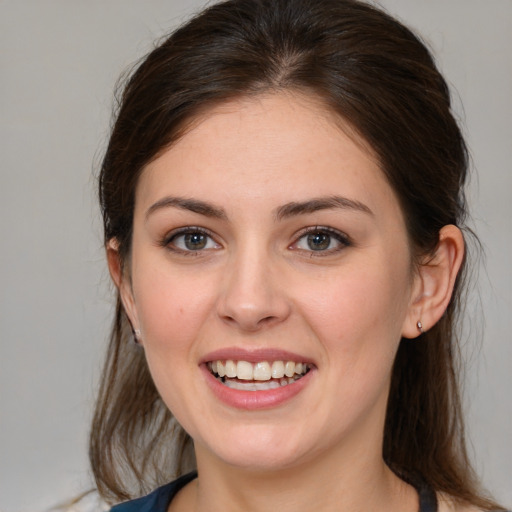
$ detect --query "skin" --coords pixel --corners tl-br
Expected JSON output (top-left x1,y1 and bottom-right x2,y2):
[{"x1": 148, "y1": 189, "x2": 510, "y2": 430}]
[{"x1": 108, "y1": 92, "x2": 465, "y2": 512}]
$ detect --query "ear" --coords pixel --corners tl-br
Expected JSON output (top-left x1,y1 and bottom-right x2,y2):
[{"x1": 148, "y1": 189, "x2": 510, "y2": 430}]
[
  {"x1": 106, "y1": 238, "x2": 141, "y2": 338},
  {"x1": 402, "y1": 225, "x2": 465, "y2": 339}
]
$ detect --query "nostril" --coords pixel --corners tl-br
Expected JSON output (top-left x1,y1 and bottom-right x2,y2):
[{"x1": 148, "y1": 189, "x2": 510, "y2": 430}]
[
  {"x1": 259, "y1": 315, "x2": 278, "y2": 326},
  {"x1": 219, "y1": 311, "x2": 281, "y2": 332},
  {"x1": 216, "y1": 273, "x2": 292, "y2": 331}
]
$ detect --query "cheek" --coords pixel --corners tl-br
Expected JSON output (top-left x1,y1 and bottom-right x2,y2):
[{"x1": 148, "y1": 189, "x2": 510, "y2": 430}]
[
  {"x1": 297, "y1": 261, "x2": 412, "y2": 421},
  {"x1": 130, "y1": 263, "x2": 221, "y2": 426},
  {"x1": 132, "y1": 261, "x2": 219, "y2": 356},
  {"x1": 294, "y1": 254, "x2": 412, "y2": 361}
]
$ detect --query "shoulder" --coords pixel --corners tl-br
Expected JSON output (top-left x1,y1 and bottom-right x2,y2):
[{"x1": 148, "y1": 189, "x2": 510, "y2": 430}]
[
  {"x1": 110, "y1": 472, "x2": 198, "y2": 512},
  {"x1": 437, "y1": 493, "x2": 510, "y2": 512},
  {"x1": 439, "y1": 505, "x2": 480, "y2": 512},
  {"x1": 110, "y1": 488, "x2": 164, "y2": 512},
  {"x1": 47, "y1": 490, "x2": 109, "y2": 512}
]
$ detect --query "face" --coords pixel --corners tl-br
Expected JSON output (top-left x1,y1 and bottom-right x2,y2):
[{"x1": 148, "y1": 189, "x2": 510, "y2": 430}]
[{"x1": 119, "y1": 93, "x2": 420, "y2": 473}]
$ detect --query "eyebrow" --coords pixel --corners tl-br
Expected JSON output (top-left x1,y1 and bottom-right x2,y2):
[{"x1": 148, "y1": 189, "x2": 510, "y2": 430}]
[
  {"x1": 145, "y1": 196, "x2": 227, "y2": 220},
  {"x1": 274, "y1": 196, "x2": 373, "y2": 220},
  {"x1": 145, "y1": 194, "x2": 373, "y2": 222}
]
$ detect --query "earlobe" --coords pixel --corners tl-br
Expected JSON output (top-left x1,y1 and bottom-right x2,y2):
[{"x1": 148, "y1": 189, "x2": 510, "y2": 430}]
[
  {"x1": 106, "y1": 239, "x2": 141, "y2": 339},
  {"x1": 402, "y1": 225, "x2": 465, "y2": 339}
]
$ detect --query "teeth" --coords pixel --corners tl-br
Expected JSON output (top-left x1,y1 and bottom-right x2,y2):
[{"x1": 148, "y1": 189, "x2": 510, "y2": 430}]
[
  {"x1": 225, "y1": 360, "x2": 237, "y2": 378},
  {"x1": 236, "y1": 361, "x2": 254, "y2": 380},
  {"x1": 223, "y1": 378, "x2": 297, "y2": 391},
  {"x1": 253, "y1": 362, "x2": 271, "y2": 381},
  {"x1": 271, "y1": 361, "x2": 285, "y2": 378},
  {"x1": 224, "y1": 379, "x2": 281, "y2": 391},
  {"x1": 208, "y1": 359, "x2": 310, "y2": 383},
  {"x1": 284, "y1": 361, "x2": 295, "y2": 378}
]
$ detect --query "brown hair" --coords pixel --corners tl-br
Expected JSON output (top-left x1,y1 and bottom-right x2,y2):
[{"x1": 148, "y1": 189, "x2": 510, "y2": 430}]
[{"x1": 91, "y1": 0, "x2": 502, "y2": 508}]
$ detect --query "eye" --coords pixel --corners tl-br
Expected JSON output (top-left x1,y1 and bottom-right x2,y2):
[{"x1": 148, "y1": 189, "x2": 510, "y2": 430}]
[
  {"x1": 291, "y1": 227, "x2": 350, "y2": 254},
  {"x1": 165, "y1": 228, "x2": 220, "y2": 253}
]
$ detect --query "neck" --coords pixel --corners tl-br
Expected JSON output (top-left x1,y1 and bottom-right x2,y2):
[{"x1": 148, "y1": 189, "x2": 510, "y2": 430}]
[{"x1": 190, "y1": 435, "x2": 417, "y2": 512}]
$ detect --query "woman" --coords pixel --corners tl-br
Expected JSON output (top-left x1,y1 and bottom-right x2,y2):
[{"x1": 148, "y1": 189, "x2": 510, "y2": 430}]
[{"x1": 90, "y1": 0, "x2": 508, "y2": 510}]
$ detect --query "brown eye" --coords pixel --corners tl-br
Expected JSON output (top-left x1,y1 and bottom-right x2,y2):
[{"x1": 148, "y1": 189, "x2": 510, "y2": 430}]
[
  {"x1": 292, "y1": 227, "x2": 351, "y2": 255},
  {"x1": 183, "y1": 232, "x2": 208, "y2": 250},
  {"x1": 167, "y1": 229, "x2": 220, "y2": 252},
  {"x1": 306, "y1": 232, "x2": 331, "y2": 251}
]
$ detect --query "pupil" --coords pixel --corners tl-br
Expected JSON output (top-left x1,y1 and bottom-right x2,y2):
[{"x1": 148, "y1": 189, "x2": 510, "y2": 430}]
[
  {"x1": 185, "y1": 233, "x2": 207, "y2": 250},
  {"x1": 307, "y1": 232, "x2": 330, "y2": 250}
]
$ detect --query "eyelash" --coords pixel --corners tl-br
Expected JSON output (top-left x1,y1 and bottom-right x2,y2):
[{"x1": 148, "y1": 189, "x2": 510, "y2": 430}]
[
  {"x1": 161, "y1": 226, "x2": 220, "y2": 256},
  {"x1": 291, "y1": 226, "x2": 352, "y2": 256},
  {"x1": 160, "y1": 225, "x2": 351, "y2": 257}
]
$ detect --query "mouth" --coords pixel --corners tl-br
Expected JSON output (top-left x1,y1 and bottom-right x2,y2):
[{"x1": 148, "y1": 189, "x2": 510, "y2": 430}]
[{"x1": 207, "y1": 360, "x2": 312, "y2": 391}]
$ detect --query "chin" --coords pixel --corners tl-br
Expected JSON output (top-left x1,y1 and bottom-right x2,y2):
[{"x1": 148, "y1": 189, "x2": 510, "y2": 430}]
[{"x1": 195, "y1": 423, "x2": 314, "y2": 471}]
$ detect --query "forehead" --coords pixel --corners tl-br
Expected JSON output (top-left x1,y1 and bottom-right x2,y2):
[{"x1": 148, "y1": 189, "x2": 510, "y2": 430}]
[
  {"x1": 136, "y1": 92, "x2": 399, "y2": 220},
  {"x1": 170, "y1": 91, "x2": 378, "y2": 167}
]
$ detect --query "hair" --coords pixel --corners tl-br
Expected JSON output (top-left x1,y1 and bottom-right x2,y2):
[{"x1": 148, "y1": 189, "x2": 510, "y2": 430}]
[{"x1": 91, "y1": 0, "x2": 502, "y2": 508}]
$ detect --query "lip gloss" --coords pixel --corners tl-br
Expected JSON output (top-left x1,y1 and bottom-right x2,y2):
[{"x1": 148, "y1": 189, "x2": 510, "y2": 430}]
[
  {"x1": 200, "y1": 347, "x2": 315, "y2": 365},
  {"x1": 201, "y1": 363, "x2": 314, "y2": 410}
]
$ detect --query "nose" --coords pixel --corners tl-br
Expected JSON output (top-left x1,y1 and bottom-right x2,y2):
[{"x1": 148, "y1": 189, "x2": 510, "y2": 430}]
[{"x1": 216, "y1": 247, "x2": 291, "y2": 332}]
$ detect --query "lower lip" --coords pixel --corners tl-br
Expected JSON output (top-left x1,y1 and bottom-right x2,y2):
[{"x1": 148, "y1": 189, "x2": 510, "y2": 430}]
[{"x1": 201, "y1": 365, "x2": 314, "y2": 410}]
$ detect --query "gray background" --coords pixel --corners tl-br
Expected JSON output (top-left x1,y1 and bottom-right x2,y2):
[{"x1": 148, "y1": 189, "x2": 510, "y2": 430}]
[{"x1": 1, "y1": 1, "x2": 510, "y2": 510}]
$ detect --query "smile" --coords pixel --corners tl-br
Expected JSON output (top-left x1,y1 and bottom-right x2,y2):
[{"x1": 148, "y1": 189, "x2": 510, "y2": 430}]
[{"x1": 208, "y1": 360, "x2": 311, "y2": 391}]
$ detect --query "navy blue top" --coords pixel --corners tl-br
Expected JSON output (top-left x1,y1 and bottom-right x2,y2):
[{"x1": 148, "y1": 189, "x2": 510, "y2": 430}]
[
  {"x1": 110, "y1": 471, "x2": 441, "y2": 512},
  {"x1": 110, "y1": 472, "x2": 198, "y2": 512}
]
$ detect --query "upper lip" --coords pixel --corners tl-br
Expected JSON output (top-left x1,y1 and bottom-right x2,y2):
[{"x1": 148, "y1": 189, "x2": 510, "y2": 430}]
[{"x1": 200, "y1": 347, "x2": 315, "y2": 365}]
